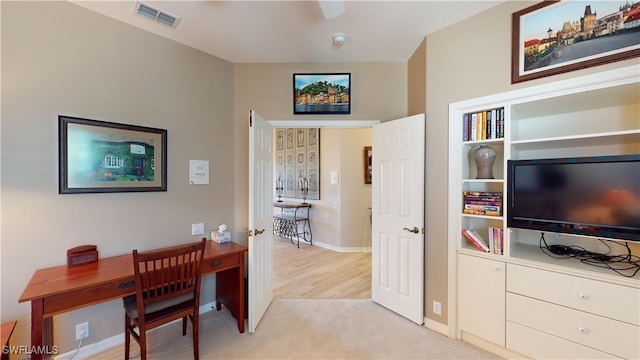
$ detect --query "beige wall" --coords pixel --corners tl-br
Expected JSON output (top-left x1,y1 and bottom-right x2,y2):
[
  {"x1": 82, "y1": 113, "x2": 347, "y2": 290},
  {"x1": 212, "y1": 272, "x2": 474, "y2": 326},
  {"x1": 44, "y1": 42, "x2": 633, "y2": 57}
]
[
  {"x1": 1, "y1": 1, "x2": 235, "y2": 354},
  {"x1": 339, "y1": 129, "x2": 373, "y2": 249},
  {"x1": 417, "y1": 0, "x2": 640, "y2": 325}
]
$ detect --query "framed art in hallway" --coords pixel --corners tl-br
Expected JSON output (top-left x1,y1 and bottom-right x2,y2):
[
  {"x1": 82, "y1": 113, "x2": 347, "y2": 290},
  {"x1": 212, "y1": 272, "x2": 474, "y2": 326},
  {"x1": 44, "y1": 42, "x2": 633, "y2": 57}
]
[
  {"x1": 293, "y1": 73, "x2": 350, "y2": 115},
  {"x1": 59, "y1": 115, "x2": 167, "y2": 194},
  {"x1": 511, "y1": 1, "x2": 640, "y2": 83},
  {"x1": 364, "y1": 146, "x2": 372, "y2": 184}
]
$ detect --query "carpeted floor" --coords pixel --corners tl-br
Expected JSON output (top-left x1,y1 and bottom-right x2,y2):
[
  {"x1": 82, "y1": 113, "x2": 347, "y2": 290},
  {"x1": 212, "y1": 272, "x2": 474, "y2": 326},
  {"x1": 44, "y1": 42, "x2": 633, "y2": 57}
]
[{"x1": 93, "y1": 299, "x2": 503, "y2": 359}]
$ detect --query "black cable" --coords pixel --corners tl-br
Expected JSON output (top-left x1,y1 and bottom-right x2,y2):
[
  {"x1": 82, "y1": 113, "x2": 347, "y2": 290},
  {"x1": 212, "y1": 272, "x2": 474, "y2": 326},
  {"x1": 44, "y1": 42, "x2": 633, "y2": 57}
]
[{"x1": 539, "y1": 233, "x2": 640, "y2": 278}]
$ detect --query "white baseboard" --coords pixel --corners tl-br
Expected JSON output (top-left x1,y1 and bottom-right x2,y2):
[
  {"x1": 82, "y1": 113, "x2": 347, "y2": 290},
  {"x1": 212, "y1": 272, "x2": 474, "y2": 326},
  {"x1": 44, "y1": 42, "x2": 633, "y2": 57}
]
[
  {"x1": 54, "y1": 301, "x2": 217, "y2": 360},
  {"x1": 424, "y1": 317, "x2": 448, "y2": 336},
  {"x1": 311, "y1": 240, "x2": 371, "y2": 253}
]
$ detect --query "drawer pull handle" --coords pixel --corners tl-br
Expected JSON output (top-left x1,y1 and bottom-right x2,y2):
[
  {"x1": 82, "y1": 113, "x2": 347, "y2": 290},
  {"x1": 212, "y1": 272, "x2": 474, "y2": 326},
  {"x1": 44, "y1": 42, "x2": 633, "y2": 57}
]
[
  {"x1": 493, "y1": 265, "x2": 502, "y2": 271},
  {"x1": 211, "y1": 260, "x2": 223, "y2": 267},
  {"x1": 577, "y1": 293, "x2": 589, "y2": 299},
  {"x1": 577, "y1": 326, "x2": 588, "y2": 333},
  {"x1": 119, "y1": 281, "x2": 135, "y2": 290}
]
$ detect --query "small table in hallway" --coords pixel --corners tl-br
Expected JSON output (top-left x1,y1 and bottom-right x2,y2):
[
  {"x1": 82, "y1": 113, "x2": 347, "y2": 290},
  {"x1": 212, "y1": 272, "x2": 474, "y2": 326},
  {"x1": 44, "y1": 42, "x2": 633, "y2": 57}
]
[{"x1": 273, "y1": 202, "x2": 312, "y2": 248}]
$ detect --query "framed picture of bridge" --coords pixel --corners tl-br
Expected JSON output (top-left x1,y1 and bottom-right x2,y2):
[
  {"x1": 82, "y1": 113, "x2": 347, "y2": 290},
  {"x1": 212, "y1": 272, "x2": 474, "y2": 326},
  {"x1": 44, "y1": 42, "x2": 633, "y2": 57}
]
[{"x1": 511, "y1": 1, "x2": 640, "y2": 83}]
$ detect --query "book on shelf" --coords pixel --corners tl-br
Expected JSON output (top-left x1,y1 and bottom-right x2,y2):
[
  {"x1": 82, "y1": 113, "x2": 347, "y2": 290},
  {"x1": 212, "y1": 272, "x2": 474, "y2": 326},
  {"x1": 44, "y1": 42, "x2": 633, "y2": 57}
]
[
  {"x1": 471, "y1": 113, "x2": 477, "y2": 141},
  {"x1": 462, "y1": 107, "x2": 505, "y2": 142},
  {"x1": 488, "y1": 227, "x2": 504, "y2": 255},
  {"x1": 464, "y1": 200, "x2": 502, "y2": 206},
  {"x1": 463, "y1": 209, "x2": 501, "y2": 216},
  {"x1": 461, "y1": 229, "x2": 489, "y2": 252},
  {"x1": 463, "y1": 191, "x2": 502, "y2": 197},
  {"x1": 463, "y1": 113, "x2": 470, "y2": 141},
  {"x1": 464, "y1": 204, "x2": 501, "y2": 212}
]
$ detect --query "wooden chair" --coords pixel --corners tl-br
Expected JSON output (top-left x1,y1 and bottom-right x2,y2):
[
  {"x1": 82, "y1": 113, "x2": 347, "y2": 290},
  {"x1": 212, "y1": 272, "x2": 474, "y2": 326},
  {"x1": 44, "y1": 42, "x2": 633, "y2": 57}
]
[{"x1": 123, "y1": 239, "x2": 206, "y2": 360}]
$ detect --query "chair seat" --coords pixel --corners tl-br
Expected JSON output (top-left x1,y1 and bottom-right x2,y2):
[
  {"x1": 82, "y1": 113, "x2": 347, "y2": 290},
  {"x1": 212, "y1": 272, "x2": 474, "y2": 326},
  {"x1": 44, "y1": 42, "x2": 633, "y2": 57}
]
[{"x1": 123, "y1": 291, "x2": 194, "y2": 319}]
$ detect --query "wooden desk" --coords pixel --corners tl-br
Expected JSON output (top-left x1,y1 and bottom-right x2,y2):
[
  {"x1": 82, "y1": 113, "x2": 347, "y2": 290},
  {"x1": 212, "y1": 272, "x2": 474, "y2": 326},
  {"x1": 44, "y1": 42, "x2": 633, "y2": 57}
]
[
  {"x1": 1, "y1": 321, "x2": 17, "y2": 360},
  {"x1": 273, "y1": 202, "x2": 312, "y2": 248},
  {"x1": 19, "y1": 240, "x2": 247, "y2": 360}
]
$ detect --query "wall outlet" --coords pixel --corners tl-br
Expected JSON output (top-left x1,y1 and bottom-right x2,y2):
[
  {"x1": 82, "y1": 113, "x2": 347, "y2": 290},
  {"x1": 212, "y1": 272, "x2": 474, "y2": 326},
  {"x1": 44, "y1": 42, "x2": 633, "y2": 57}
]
[
  {"x1": 433, "y1": 301, "x2": 442, "y2": 315},
  {"x1": 76, "y1": 322, "x2": 89, "y2": 340},
  {"x1": 192, "y1": 223, "x2": 204, "y2": 236}
]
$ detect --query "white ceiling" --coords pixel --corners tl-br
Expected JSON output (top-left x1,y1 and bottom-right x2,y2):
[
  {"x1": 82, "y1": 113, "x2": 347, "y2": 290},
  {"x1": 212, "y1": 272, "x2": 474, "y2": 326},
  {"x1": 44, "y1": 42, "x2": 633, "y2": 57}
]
[{"x1": 71, "y1": 0, "x2": 504, "y2": 64}]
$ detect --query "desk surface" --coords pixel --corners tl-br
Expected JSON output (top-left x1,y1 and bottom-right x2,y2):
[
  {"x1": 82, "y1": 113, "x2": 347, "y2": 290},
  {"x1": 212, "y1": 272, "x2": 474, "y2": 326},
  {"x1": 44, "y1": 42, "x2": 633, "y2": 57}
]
[
  {"x1": 19, "y1": 240, "x2": 247, "y2": 304},
  {"x1": 273, "y1": 202, "x2": 311, "y2": 209},
  {"x1": 1, "y1": 321, "x2": 16, "y2": 347}
]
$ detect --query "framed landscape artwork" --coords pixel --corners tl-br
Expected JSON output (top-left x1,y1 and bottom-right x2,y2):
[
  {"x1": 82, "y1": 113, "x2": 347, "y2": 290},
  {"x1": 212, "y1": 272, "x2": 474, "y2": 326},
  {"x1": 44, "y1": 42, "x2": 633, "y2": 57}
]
[
  {"x1": 59, "y1": 115, "x2": 167, "y2": 194},
  {"x1": 293, "y1": 73, "x2": 350, "y2": 115},
  {"x1": 511, "y1": 1, "x2": 640, "y2": 83}
]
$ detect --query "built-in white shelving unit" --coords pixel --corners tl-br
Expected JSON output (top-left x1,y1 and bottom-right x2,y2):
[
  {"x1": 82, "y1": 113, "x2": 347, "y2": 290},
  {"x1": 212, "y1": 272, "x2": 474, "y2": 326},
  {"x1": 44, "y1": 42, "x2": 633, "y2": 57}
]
[{"x1": 447, "y1": 65, "x2": 640, "y2": 360}]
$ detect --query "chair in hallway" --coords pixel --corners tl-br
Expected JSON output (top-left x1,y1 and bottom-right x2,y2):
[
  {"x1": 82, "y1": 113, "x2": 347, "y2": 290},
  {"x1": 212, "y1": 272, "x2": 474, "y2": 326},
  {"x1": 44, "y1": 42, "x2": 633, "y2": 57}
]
[{"x1": 123, "y1": 239, "x2": 206, "y2": 360}]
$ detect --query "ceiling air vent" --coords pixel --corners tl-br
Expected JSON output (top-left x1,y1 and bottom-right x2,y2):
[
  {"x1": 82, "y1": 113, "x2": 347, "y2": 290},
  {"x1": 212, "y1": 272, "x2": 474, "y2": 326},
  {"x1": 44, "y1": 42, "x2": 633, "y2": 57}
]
[{"x1": 134, "y1": 1, "x2": 180, "y2": 29}]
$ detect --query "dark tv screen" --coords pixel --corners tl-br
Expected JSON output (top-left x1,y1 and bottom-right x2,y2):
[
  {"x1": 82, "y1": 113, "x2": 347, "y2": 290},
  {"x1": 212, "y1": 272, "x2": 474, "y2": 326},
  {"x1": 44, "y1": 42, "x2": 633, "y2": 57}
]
[{"x1": 507, "y1": 155, "x2": 640, "y2": 241}]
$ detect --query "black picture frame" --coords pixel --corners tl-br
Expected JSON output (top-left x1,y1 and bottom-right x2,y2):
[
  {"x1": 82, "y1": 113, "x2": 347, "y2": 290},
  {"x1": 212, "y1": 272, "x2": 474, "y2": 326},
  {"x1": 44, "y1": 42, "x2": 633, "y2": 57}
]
[
  {"x1": 511, "y1": 1, "x2": 640, "y2": 84},
  {"x1": 293, "y1": 73, "x2": 350, "y2": 115},
  {"x1": 59, "y1": 115, "x2": 167, "y2": 194}
]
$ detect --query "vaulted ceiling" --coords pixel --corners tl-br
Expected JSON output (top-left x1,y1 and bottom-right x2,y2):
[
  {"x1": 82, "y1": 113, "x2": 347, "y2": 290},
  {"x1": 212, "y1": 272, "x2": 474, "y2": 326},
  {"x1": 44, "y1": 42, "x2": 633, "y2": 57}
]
[{"x1": 71, "y1": 1, "x2": 504, "y2": 63}]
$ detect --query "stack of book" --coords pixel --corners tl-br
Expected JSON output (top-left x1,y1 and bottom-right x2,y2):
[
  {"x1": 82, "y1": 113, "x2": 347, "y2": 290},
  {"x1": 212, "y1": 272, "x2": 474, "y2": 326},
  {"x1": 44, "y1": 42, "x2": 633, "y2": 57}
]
[
  {"x1": 462, "y1": 107, "x2": 505, "y2": 142},
  {"x1": 461, "y1": 227, "x2": 504, "y2": 254},
  {"x1": 463, "y1": 191, "x2": 502, "y2": 216}
]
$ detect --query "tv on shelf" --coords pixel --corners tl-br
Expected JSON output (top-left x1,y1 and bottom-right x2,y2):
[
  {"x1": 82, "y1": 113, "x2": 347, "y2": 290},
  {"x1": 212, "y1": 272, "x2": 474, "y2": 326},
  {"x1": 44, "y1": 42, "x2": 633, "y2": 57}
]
[{"x1": 507, "y1": 154, "x2": 640, "y2": 242}]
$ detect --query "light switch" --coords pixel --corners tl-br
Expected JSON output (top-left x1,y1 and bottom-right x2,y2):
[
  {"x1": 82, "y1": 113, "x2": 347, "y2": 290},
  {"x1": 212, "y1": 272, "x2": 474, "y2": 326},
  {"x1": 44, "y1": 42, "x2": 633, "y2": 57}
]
[{"x1": 330, "y1": 171, "x2": 339, "y2": 185}]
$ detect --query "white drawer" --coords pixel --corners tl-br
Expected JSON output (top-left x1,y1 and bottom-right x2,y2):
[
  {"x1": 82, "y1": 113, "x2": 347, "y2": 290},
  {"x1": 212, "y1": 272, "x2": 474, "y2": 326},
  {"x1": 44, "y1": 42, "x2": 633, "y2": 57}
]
[
  {"x1": 507, "y1": 321, "x2": 620, "y2": 359},
  {"x1": 507, "y1": 264, "x2": 640, "y2": 326},
  {"x1": 507, "y1": 293, "x2": 639, "y2": 359}
]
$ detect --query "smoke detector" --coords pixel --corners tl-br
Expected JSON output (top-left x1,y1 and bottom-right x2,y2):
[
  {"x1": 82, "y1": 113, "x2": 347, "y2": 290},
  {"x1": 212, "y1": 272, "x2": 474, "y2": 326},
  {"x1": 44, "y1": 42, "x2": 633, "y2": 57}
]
[{"x1": 333, "y1": 34, "x2": 346, "y2": 46}]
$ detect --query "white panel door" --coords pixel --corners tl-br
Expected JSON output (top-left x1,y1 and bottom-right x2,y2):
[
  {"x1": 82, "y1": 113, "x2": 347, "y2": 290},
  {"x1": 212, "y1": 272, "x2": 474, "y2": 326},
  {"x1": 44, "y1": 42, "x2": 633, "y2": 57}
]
[
  {"x1": 248, "y1": 110, "x2": 274, "y2": 333},
  {"x1": 371, "y1": 114, "x2": 425, "y2": 325}
]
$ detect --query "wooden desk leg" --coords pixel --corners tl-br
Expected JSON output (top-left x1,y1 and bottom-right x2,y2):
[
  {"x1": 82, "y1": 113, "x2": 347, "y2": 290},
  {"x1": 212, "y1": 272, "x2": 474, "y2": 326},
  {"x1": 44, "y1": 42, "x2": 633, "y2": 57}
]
[
  {"x1": 238, "y1": 260, "x2": 245, "y2": 333},
  {"x1": 30, "y1": 300, "x2": 44, "y2": 360},
  {"x1": 215, "y1": 263, "x2": 245, "y2": 333},
  {"x1": 30, "y1": 300, "x2": 53, "y2": 360}
]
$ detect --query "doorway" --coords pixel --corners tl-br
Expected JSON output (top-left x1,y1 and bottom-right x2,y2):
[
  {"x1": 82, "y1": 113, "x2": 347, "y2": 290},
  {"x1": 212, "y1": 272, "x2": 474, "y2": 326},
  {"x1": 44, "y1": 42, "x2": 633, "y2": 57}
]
[{"x1": 270, "y1": 122, "x2": 375, "y2": 300}]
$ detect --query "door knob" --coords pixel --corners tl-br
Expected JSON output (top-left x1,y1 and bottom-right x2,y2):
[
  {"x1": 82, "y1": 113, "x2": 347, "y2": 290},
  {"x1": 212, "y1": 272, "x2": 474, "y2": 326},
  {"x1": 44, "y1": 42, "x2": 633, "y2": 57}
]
[
  {"x1": 403, "y1": 227, "x2": 419, "y2": 234},
  {"x1": 255, "y1": 229, "x2": 266, "y2": 235}
]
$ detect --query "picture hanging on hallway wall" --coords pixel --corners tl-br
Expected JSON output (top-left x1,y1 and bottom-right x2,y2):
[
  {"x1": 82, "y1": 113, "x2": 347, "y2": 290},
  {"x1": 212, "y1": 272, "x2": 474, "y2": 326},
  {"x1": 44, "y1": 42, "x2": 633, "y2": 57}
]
[
  {"x1": 364, "y1": 146, "x2": 372, "y2": 184},
  {"x1": 275, "y1": 128, "x2": 320, "y2": 200},
  {"x1": 511, "y1": 1, "x2": 640, "y2": 83},
  {"x1": 58, "y1": 115, "x2": 167, "y2": 194},
  {"x1": 293, "y1": 73, "x2": 350, "y2": 115}
]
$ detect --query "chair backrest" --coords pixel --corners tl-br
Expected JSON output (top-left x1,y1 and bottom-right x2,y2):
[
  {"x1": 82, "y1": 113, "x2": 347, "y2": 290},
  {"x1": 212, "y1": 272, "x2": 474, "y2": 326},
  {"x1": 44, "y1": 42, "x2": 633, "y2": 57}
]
[{"x1": 132, "y1": 239, "x2": 206, "y2": 310}]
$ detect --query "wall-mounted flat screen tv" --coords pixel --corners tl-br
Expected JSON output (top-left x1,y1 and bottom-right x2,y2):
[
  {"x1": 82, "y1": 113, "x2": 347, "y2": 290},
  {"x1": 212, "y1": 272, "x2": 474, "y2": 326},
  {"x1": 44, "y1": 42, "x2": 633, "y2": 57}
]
[{"x1": 507, "y1": 155, "x2": 640, "y2": 242}]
